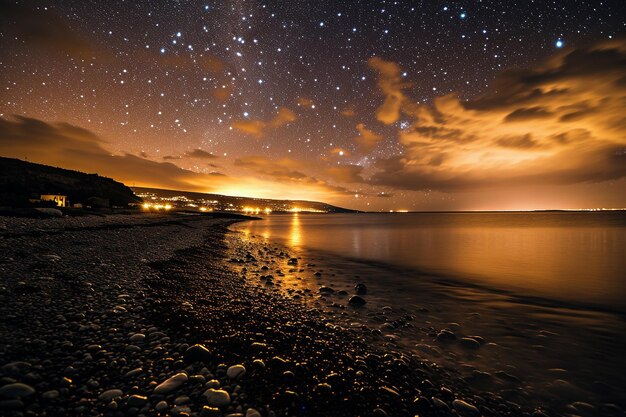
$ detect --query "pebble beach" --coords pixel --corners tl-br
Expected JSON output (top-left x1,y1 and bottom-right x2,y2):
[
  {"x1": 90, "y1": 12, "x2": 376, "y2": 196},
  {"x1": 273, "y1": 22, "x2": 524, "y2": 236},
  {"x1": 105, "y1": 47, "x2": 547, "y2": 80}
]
[{"x1": 0, "y1": 213, "x2": 623, "y2": 417}]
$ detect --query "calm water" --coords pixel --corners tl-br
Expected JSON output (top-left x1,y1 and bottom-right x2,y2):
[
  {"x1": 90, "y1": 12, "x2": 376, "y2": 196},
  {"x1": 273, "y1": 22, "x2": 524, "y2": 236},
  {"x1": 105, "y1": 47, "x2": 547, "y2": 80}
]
[{"x1": 233, "y1": 212, "x2": 626, "y2": 310}]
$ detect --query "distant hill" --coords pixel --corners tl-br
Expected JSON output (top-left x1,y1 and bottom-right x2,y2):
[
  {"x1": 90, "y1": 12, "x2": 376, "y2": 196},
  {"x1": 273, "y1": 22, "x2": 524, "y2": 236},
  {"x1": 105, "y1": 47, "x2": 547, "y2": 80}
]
[
  {"x1": 133, "y1": 187, "x2": 358, "y2": 213},
  {"x1": 0, "y1": 157, "x2": 141, "y2": 207}
]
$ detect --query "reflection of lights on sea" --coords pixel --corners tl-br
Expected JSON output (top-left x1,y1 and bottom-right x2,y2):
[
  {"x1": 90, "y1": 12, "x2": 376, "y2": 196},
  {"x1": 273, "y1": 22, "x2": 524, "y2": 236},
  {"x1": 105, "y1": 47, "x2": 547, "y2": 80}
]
[{"x1": 289, "y1": 213, "x2": 301, "y2": 246}]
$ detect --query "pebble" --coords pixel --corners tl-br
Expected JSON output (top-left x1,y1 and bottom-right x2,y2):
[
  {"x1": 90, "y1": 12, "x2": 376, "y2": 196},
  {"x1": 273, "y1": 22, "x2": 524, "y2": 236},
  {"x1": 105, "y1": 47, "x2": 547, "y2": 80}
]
[
  {"x1": 355, "y1": 283, "x2": 367, "y2": 295},
  {"x1": 127, "y1": 394, "x2": 147, "y2": 407},
  {"x1": 204, "y1": 388, "x2": 231, "y2": 407},
  {"x1": 42, "y1": 390, "x2": 59, "y2": 400},
  {"x1": 153, "y1": 372, "x2": 188, "y2": 395},
  {"x1": 453, "y1": 399, "x2": 480, "y2": 416},
  {"x1": 348, "y1": 295, "x2": 367, "y2": 306},
  {"x1": 226, "y1": 364, "x2": 246, "y2": 380},
  {"x1": 184, "y1": 344, "x2": 212, "y2": 363},
  {"x1": 245, "y1": 408, "x2": 262, "y2": 417},
  {"x1": 0, "y1": 383, "x2": 35, "y2": 398},
  {"x1": 98, "y1": 389, "x2": 123, "y2": 402},
  {"x1": 459, "y1": 337, "x2": 481, "y2": 349},
  {"x1": 155, "y1": 400, "x2": 169, "y2": 412}
]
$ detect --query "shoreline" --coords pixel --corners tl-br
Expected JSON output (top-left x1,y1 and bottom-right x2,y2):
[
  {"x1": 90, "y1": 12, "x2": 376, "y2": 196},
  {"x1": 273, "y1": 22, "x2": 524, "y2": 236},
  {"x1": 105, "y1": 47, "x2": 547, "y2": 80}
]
[{"x1": 0, "y1": 214, "x2": 624, "y2": 416}]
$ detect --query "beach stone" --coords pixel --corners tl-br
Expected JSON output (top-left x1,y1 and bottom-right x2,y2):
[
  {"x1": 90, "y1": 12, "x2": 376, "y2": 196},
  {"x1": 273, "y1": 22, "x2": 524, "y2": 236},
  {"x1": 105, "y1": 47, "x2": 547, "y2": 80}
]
[
  {"x1": 453, "y1": 399, "x2": 480, "y2": 416},
  {"x1": 319, "y1": 286, "x2": 335, "y2": 293},
  {"x1": 246, "y1": 408, "x2": 262, "y2": 417},
  {"x1": 348, "y1": 295, "x2": 366, "y2": 306},
  {"x1": 459, "y1": 337, "x2": 481, "y2": 349},
  {"x1": 204, "y1": 388, "x2": 231, "y2": 407},
  {"x1": 42, "y1": 390, "x2": 60, "y2": 400},
  {"x1": 184, "y1": 344, "x2": 212, "y2": 363},
  {"x1": 0, "y1": 383, "x2": 35, "y2": 398},
  {"x1": 153, "y1": 373, "x2": 188, "y2": 395},
  {"x1": 129, "y1": 333, "x2": 145, "y2": 343},
  {"x1": 355, "y1": 283, "x2": 367, "y2": 295},
  {"x1": 0, "y1": 399, "x2": 24, "y2": 410},
  {"x1": 98, "y1": 389, "x2": 123, "y2": 402},
  {"x1": 201, "y1": 406, "x2": 221, "y2": 417},
  {"x1": 226, "y1": 364, "x2": 246, "y2": 380},
  {"x1": 127, "y1": 394, "x2": 147, "y2": 407},
  {"x1": 155, "y1": 400, "x2": 169, "y2": 412},
  {"x1": 436, "y1": 329, "x2": 456, "y2": 342}
]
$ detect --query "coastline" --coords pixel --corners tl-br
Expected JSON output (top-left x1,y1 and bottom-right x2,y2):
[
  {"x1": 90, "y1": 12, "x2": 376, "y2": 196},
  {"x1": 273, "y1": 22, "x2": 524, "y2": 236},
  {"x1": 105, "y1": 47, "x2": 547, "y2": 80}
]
[{"x1": 0, "y1": 214, "x2": 623, "y2": 416}]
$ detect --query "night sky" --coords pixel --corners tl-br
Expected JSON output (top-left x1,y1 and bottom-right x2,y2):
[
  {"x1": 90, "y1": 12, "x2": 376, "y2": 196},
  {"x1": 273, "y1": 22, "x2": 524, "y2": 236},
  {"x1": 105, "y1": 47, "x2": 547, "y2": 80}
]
[{"x1": 1, "y1": 0, "x2": 625, "y2": 210}]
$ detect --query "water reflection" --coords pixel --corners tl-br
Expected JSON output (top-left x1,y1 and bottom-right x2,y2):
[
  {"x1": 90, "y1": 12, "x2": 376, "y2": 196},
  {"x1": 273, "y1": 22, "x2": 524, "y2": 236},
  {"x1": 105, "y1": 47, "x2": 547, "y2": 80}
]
[
  {"x1": 233, "y1": 212, "x2": 626, "y2": 310},
  {"x1": 289, "y1": 213, "x2": 301, "y2": 246}
]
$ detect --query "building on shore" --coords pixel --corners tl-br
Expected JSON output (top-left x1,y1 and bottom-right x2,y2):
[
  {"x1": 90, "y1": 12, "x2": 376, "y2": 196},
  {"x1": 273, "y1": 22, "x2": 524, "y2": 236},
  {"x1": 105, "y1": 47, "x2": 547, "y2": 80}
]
[{"x1": 40, "y1": 194, "x2": 67, "y2": 207}]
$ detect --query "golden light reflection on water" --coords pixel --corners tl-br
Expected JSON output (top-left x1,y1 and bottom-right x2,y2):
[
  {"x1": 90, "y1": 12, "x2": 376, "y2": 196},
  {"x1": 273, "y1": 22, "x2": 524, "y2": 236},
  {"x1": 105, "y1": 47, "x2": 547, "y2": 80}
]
[
  {"x1": 232, "y1": 213, "x2": 626, "y2": 308},
  {"x1": 289, "y1": 213, "x2": 301, "y2": 246}
]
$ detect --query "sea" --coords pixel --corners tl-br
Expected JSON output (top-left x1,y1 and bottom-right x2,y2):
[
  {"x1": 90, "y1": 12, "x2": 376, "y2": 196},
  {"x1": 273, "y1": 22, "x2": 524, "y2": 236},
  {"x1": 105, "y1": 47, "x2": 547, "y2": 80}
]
[{"x1": 231, "y1": 211, "x2": 626, "y2": 311}]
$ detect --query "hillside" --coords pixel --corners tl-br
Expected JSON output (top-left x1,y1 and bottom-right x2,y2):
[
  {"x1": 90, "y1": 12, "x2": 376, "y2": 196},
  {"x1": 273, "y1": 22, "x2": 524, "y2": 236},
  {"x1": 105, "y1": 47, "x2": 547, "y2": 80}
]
[
  {"x1": 0, "y1": 157, "x2": 141, "y2": 207},
  {"x1": 133, "y1": 187, "x2": 358, "y2": 213}
]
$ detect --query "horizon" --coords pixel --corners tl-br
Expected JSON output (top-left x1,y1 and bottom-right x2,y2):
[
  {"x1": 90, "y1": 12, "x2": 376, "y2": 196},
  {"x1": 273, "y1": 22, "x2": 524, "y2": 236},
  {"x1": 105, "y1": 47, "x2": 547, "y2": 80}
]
[{"x1": 1, "y1": 2, "x2": 625, "y2": 211}]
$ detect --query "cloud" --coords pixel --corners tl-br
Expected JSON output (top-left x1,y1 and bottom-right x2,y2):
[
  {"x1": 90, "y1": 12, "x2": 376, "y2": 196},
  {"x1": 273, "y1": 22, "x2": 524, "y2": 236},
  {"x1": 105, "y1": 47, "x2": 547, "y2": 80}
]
[
  {"x1": 297, "y1": 97, "x2": 315, "y2": 108},
  {"x1": 184, "y1": 149, "x2": 218, "y2": 159},
  {"x1": 325, "y1": 165, "x2": 365, "y2": 183},
  {"x1": 341, "y1": 108, "x2": 356, "y2": 117},
  {"x1": 234, "y1": 156, "x2": 357, "y2": 196},
  {"x1": 0, "y1": 3, "x2": 102, "y2": 60},
  {"x1": 372, "y1": 40, "x2": 626, "y2": 191},
  {"x1": 0, "y1": 116, "x2": 231, "y2": 192},
  {"x1": 355, "y1": 123, "x2": 384, "y2": 153},
  {"x1": 368, "y1": 57, "x2": 411, "y2": 124},
  {"x1": 232, "y1": 108, "x2": 297, "y2": 137}
]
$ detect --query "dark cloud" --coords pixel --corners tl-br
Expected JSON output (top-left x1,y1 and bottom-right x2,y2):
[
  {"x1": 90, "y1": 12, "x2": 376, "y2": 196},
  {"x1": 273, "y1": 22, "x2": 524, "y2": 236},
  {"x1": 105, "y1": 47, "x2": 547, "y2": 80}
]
[
  {"x1": 184, "y1": 149, "x2": 218, "y2": 159},
  {"x1": 0, "y1": 3, "x2": 100, "y2": 59},
  {"x1": 0, "y1": 116, "x2": 231, "y2": 192},
  {"x1": 371, "y1": 40, "x2": 626, "y2": 191}
]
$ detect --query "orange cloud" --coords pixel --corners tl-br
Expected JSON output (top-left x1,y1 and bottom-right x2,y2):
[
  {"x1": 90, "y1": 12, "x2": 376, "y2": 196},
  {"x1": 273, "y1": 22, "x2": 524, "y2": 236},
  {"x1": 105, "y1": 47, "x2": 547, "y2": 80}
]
[
  {"x1": 297, "y1": 97, "x2": 315, "y2": 108},
  {"x1": 355, "y1": 123, "x2": 384, "y2": 153},
  {"x1": 368, "y1": 57, "x2": 411, "y2": 124},
  {"x1": 325, "y1": 165, "x2": 365, "y2": 183},
  {"x1": 232, "y1": 107, "x2": 297, "y2": 137},
  {"x1": 372, "y1": 40, "x2": 626, "y2": 191},
  {"x1": 341, "y1": 108, "x2": 356, "y2": 117}
]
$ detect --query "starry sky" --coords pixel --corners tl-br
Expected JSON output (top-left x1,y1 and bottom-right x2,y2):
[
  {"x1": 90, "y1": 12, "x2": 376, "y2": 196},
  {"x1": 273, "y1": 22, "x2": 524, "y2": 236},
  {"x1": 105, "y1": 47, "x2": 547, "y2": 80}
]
[{"x1": 1, "y1": 0, "x2": 625, "y2": 210}]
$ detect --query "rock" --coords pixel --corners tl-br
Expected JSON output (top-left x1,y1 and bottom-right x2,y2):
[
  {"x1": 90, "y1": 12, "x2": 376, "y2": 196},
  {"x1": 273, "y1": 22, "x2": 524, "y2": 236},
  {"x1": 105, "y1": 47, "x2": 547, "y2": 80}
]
[
  {"x1": 453, "y1": 399, "x2": 480, "y2": 416},
  {"x1": 459, "y1": 337, "x2": 480, "y2": 349},
  {"x1": 319, "y1": 286, "x2": 335, "y2": 293},
  {"x1": 153, "y1": 373, "x2": 188, "y2": 395},
  {"x1": 201, "y1": 406, "x2": 222, "y2": 417},
  {"x1": 0, "y1": 383, "x2": 35, "y2": 398},
  {"x1": 129, "y1": 333, "x2": 146, "y2": 343},
  {"x1": 204, "y1": 388, "x2": 231, "y2": 407},
  {"x1": 355, "y1": 283, "x2": 367, "y2": 295},
  {"x1": 348, "y1": 295, "x2": 366, "y2": 306},
  {"x1": 155, "y1": 400, "x2": 169, "y2": 412},
  {"x1": 246, "y1": 408, "x2": 262, "y2": 417},
  {"x1": 226, "y1": 364, "x2": 246, "y2": 380},
  {"x1": 98, "y1": 389, "x2": 123, "y2": 402},
  {"x1": 42, "y1": 390, "x2": 59, "y2": 400},
  {"x1": 436, "y1": 329, "x2": 456, "y2": 342},
  {"x1": 127, "y1": 394, "x2": 148, "y2": 407},
  {"x1": 184, "y1": 344, "x2": 212, "y2": 363}
]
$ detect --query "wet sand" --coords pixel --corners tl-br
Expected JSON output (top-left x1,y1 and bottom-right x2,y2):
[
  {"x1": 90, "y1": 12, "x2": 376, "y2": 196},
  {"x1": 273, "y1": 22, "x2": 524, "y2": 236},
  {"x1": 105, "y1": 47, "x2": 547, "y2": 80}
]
[{"x1": 0, "y1": 214, "x2": 623, "y2": 416}]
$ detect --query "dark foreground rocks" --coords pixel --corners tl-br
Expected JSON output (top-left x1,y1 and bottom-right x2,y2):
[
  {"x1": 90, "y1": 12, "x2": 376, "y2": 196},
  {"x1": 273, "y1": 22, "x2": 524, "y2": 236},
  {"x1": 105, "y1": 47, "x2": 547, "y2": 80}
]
[{"x1": 0, "y1": 214, "x2": 600, "y2": 417}]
